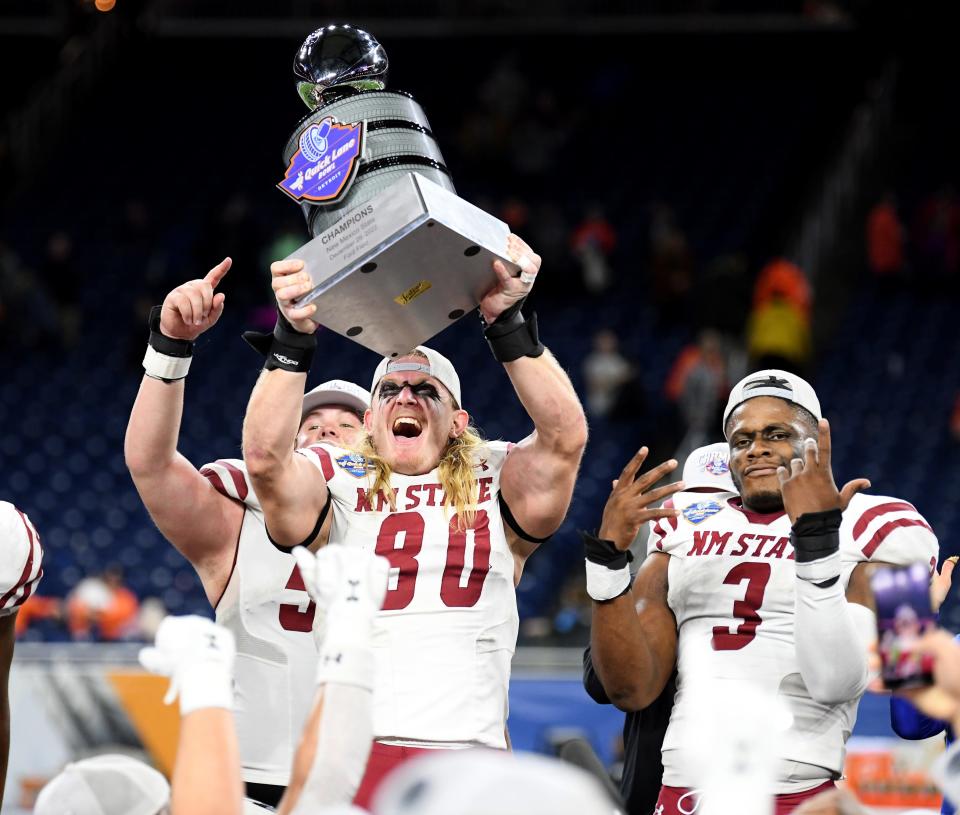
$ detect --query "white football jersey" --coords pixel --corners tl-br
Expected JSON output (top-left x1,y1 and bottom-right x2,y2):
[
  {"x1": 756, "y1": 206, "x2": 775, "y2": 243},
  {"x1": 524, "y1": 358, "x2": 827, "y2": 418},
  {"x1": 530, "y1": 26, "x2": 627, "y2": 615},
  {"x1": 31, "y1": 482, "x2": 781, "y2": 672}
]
[
  {"x1": 297, "y1": 441, "x2": 519, "y2": 748},
  {"x1": 648, "y1": 491, "x2": 938, "y2": 793},
  {"x1": 201, "y1": 459, "x2": 319, "y2": 787},
  {"x1": 0, "y1": 501, "x2": 43, "y2": 616}
]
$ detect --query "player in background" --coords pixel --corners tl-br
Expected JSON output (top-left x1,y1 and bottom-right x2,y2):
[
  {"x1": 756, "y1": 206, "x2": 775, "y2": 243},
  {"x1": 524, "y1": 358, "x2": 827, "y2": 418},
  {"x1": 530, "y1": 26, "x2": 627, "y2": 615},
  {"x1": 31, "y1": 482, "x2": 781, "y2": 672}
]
[
  {"x1": 582, "y1": 441, "x2": 734, "y2": 815},
  {"x1": 124, "y1": 259, "x2": 370, "y2": 808},
  {"x1": 241, "y1": 234, "x2": 588, "y2": 806},
  {"x1": 587, "y1": 371, "x2": 938, "y2": 815},
  {"x1": 0, "y1": 502, "x2": 43, "y2": 809}
]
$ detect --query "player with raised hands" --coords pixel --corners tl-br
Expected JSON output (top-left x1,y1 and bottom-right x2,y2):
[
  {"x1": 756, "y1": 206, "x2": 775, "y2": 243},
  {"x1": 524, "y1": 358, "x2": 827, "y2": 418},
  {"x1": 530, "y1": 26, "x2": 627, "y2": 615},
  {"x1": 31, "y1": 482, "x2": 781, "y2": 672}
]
[
  {"x1": 242, "y1": 233, "x2": 588, "y2": 805},
  {"x1": 588, "y1": 370, "x2": 938, "y2": 815},
  {"x1": 125, "y1": 259, "x2": 371, "y2": 808}
]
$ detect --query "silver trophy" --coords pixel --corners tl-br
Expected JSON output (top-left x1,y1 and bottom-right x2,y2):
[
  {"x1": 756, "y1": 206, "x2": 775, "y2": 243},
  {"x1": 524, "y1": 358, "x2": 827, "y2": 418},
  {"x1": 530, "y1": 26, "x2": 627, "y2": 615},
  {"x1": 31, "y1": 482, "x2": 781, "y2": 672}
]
[{"x1": 277, "y1": 25, "x2": 518, "y2": 358}]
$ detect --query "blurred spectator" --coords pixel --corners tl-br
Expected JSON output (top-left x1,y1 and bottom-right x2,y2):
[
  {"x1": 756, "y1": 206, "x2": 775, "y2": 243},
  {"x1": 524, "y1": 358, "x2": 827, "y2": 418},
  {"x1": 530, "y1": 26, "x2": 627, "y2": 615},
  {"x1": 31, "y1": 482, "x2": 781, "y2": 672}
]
[
  {"x1": 913, "y1": 186, "x2": 960, "y2": 287},
  {"x1": 583, "y1": 330, "x2": 632, "y2": 419},
  {"x1": 866, "y1": 193, "x2": 906, "y2": 282},
  {"x1": 753, "y1": 258, "x2": 812, "y2": 323},
  {"x1": 14, "y1": 595, "x2": 62, "y2": 639},
  {"x1": 649, "y1": 203, "x2": 694, "y2": 319},
  {"x1": 66, "y1": 566, "x2": 140, "y2": 641},
  {"x1": 664, "y1": 330, "x2": 727, "y2": 457},
  {"x1": 0, "y1": 240, "x2": 60, "y2": 349},
  {"x1": 571, "y1": 205, "x2": 617, "y2": 295},
  {"x1": 747, "y1": 258, "x2": 812, "y2": 374},
  {"x1": 550, "y1": 579, "x2": 591, "y2": 646},
  {"x1": 746, "y1": 291, "x2": 812, "y2": 375},
  {"x1": 41, "y1": 230, "x2": 81, "y2": 348}
]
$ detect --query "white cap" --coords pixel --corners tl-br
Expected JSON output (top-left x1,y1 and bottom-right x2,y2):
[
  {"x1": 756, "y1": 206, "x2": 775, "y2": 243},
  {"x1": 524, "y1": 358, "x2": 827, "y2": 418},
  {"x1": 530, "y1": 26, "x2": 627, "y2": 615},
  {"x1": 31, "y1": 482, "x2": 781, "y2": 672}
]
[
  {"x1": 372, "y1": 749, "x2": 615, "y2": 815},
  {"x1": 301, "y1": 379, "x2": 371, "y2": 423},
  {"x1": 682, "y1": 443, "x2": 736, "y2": 492},
  {"x1": 722, "y1": 370, "x2": 822, "y2": 435},
  {"x1": 371, "y1": 346, "x2": 462, "y2": 407},
  {"x1": 34, "y1": 754, "x2": 169, "y2": 815}
]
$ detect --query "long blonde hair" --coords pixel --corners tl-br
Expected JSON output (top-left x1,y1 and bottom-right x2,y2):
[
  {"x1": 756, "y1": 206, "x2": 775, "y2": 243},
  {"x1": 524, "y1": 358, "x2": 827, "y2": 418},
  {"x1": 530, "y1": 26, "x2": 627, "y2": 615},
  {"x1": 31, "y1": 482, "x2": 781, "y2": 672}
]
[{"x1": 358, "y1": 424, "x2": 488, "y2": 530}]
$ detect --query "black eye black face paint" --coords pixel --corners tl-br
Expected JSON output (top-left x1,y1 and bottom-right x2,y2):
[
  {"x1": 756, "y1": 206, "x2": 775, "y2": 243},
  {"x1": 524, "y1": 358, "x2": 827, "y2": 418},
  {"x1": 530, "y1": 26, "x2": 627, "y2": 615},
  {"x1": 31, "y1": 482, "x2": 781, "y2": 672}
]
[{"x1": 377, "y1": 381, "x2": 442, "y2": 403}]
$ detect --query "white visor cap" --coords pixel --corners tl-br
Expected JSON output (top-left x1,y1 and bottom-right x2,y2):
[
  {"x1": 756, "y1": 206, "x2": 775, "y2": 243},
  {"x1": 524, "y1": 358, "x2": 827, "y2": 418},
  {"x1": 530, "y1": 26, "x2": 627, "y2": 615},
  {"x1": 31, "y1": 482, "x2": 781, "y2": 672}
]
[
  {"x1": 34, "y1": 754, "x2": 170, "y2": 815},
  {"x1": 301, "y1": 379, "x2": 371, "y2": 423},
  {"x1": 371, "y1": 346, "x2": 462, "y2": 407},
  {"x1": 722, "y1": 369, "x2": 822, "y2": 436},
  {"x1": 682, "y1": 442, "x2": 736, "y2": 492},
  {"x1": 372, "y1": 749, "x2": 614, "y2": 815}
]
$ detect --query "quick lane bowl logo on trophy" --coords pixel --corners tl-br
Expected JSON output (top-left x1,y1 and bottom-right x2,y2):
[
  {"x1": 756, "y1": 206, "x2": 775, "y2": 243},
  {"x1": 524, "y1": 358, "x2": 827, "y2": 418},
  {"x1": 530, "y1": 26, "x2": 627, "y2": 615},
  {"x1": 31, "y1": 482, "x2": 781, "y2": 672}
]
[
  {"x1": 274, "y1": 23, "x2": 519, "y2": 358},
  {"x1": 278, "y1": 118, "x2": 365, "y2": 203}
]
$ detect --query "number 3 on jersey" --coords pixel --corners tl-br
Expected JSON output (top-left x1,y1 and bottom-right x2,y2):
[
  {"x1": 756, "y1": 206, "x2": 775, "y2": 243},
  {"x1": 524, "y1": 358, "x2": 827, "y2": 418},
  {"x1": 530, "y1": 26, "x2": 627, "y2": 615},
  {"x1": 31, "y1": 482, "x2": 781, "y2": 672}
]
[
  {"x1": 375, "y1": 510, "x2": 491, "y2": 610},
  {"x1": 711, "y1": 562, "x2": 771, "y2": 651}
]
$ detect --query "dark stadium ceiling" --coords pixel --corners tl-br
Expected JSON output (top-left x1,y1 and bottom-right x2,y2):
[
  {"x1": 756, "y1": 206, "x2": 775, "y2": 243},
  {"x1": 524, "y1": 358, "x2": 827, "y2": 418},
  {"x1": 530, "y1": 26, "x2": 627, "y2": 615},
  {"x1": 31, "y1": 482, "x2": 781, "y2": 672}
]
[{"x1": 0, "y1": 0, "x2": 857, "y2": 38}]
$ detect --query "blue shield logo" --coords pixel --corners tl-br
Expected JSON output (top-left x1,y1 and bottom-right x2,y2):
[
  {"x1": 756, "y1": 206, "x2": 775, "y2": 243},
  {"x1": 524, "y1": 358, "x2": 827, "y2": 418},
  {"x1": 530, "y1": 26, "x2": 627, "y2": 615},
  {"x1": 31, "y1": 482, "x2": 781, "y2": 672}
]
[
  {"x1": 336, "y1": 453, "x2": 370, "y2": 478},
  {"x1": 682, "y1": 501, "x2": 722, "y2": 525}
]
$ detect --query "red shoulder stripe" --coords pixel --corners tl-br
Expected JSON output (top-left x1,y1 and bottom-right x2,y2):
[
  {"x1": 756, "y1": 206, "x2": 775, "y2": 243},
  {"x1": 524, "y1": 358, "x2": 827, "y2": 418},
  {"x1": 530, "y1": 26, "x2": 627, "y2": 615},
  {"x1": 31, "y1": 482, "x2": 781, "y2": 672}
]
[
  {"x1": 651, "y1": 522, "x2": 667, "y2": 550},
  {"x1": 852, "y1": 501, "x2": 918, "y2": 541},
  {"x1": 305, "y1": 446, "x2": 336, "y2": 481},
  {"x1": 200, "y1": 467, "x2": 230, "y2": 499},
  {"x1": 862, "y1": 518, "x2": 934, "y2": 559},
  {"x1": 0, "y1": 511, "x2": 37, "y2": 609},
  {"x1": 662, "y1": 499, "x2": 679, "y2": 531},
  {"x1": 219, "y1": 461, "x2": 249, "y2": 501}
]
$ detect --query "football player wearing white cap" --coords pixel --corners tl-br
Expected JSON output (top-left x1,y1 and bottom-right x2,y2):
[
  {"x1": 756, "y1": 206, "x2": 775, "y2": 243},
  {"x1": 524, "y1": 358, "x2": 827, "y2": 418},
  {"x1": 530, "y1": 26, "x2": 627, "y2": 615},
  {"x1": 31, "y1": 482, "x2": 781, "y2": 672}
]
[
  {"x1": 242, "y1": 234, "x2": 588, "y2": 806},
  {"x1": 587, "y1": 370, "x2": 938, "y2": 815},
  {"x1": 1, "y1": 502, "x2": 43, "y2": 808},
  {"x1": 125, "y1": 259, "x2": 371, "y2": 807}
]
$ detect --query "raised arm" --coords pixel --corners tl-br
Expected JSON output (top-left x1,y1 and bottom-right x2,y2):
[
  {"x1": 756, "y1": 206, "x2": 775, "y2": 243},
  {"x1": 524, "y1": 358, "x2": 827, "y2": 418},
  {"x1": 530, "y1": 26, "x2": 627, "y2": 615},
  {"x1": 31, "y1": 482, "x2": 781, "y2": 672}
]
[
  {"x1": 277, "y1": 546, "x2": 387, "y2": 815},
  {"x1": 484, "y1": 236, "x2": 588, "y2": 550},
  {"x1": 588, "y1": 449, "x2": 683, "y2": 710},
  {"x1": 241, "y1": 260, "x2": 329, "y2": 547},
  {"x1": 124, "y1": 260, "x2": 243, "y2": 603}
]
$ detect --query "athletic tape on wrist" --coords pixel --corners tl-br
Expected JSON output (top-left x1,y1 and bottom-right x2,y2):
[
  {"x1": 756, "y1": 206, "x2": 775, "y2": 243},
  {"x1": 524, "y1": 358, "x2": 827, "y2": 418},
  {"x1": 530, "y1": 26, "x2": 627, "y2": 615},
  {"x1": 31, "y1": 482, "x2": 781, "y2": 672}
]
[
  {"x1": 795, "y1": 550, "x2": 841, "y2": 587},
  {"x1": 481, "y1": 301, "x2": 545, "y2": 363},
  {"x1": 143, "y1": 344, "x2": 193, "y2": 381},
  {"x1": 791, "y1": 508, "x2": 842, "y2": 564},
  {"x1": 581, "y1": 531, "x2": 633, "y2": 602},
  {"x1": 144, "y1": 304, "x2": 194, "y2": 381},
  {"x1": 242, "y1": 310, "x2": 317, "y2": 373}
]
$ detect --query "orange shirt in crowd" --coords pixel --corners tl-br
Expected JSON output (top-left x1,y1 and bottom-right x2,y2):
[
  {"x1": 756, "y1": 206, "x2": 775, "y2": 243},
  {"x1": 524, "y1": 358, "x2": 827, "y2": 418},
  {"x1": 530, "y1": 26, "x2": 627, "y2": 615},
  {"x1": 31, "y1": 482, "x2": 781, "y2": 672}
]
[
  {"x1": 753, "y1": 259, "x2": 812, "y2": 323},
  {"x1": 867, "y1": 201, "x2": 904, "y2": 276}
]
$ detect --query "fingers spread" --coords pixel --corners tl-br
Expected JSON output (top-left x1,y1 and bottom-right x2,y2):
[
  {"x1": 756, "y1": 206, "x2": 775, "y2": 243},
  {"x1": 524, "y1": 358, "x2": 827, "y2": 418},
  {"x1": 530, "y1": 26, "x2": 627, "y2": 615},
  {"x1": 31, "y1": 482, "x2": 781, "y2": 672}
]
[
  {"x1": 634, "y1": 457, "x2": 678, "y2": 492},
  {"x1": 618, "y1": 447, "x2": 649, "y2": 486}
]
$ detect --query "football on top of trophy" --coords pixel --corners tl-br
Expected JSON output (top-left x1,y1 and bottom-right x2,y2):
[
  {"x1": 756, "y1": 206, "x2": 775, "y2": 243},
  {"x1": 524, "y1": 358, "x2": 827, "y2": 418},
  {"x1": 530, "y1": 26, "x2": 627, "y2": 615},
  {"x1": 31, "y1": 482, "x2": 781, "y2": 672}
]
[{"x1": 294, "y1": 24, "x2": 389, "y2": 110}]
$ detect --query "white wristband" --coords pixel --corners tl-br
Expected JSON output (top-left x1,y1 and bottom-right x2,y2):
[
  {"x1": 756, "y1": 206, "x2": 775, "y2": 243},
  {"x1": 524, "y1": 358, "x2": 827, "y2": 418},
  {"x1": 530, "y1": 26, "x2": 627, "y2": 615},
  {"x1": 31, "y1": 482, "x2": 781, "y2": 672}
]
[
  {"x1": 795, "y1": 550, "x2": 841, "y2": 584},
  {"x1": 143, "y1": 344, "x2": 192, "y2": 381},
  {"x1": 316, "y1": 642, "x2": 375, "y2": 691},
  {"x1": 585, "y1": 559, "x2": 632, "y2": 602}
]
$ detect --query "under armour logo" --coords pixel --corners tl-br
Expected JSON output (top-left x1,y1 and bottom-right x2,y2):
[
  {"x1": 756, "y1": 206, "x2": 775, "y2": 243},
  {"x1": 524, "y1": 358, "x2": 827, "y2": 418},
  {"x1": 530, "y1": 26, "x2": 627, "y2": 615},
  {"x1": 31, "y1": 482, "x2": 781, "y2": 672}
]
[
  {"x1": 206, "y1": 633, "x2": 219, "y2": 651},
  {"x1": 744, "y1": 374, "x2": 791, "y2": 392},
  {"x1": 654, "y1": 806, "x2": 664, "y2": 815},
  {"x1": 322, "y1": 652, "x2": 343, "y2": 665},
  {"x1": 347, "y1": 579, "x2": 360, "y2": 602}
]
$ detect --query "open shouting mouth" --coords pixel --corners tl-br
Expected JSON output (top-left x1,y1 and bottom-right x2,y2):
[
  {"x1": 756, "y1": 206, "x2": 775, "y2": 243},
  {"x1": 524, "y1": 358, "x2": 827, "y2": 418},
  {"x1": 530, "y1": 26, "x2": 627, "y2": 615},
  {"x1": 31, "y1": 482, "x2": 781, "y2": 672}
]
[{"x1": 392, "y1": 417, "x2": 423, "y2": 439}]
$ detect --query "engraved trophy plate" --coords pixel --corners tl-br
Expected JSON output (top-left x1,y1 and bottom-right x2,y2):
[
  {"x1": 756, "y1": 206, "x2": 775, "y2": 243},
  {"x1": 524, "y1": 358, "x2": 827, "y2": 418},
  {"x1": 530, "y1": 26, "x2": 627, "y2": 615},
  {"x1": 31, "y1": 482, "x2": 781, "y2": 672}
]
[
  {"x1": 277, "y1": 25, "x2": 520, "y2": 356},
  {"x1": 288, "y1": 172, "x2": 518, "y2": 358}
]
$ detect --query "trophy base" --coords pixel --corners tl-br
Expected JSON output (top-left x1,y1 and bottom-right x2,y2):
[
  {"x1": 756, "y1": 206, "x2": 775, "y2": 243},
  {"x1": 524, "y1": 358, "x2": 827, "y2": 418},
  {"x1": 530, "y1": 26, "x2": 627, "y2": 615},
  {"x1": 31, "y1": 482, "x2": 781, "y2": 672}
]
[{"x1": 288, "y1": 172, "x2": 518, "y2": 358}]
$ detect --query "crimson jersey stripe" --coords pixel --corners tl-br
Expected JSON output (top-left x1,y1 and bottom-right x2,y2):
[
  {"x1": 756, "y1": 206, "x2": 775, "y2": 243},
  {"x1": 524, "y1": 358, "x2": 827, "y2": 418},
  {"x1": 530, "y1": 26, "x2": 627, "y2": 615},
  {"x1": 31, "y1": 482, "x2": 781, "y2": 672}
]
[
  {"x1": 662, "y1": 498, "x2": 679, "y2": 532},
  {"x1": 0, "y1": 510, "x2": 39, "y2": 609},
  {"x1": 200, "y1": 467, "x2": 230, "y2": 498},
  {"x1": 219, "y1": 461, "x2": 249, "y2": 501},
  {"x1": 862, "y1": 518, "x2": 934, "y2": 559},
  {"x1": 305, "y1": 446, "x2": 336, "y2": 481},
  {"x1": 852, "y1": 501, "x2": 918, "y2": 541}
]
